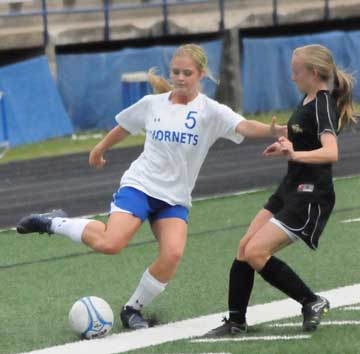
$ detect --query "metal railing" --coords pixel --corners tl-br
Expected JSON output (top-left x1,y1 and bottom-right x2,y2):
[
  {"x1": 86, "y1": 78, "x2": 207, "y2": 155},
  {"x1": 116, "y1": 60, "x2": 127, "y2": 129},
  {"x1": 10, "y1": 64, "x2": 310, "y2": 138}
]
[
  {"x1": 272, "y1": 0, "x2": 330, "y2": 25},
  {"x1": 0, "y1": 0, "x2": 225, "y2": 45},
  {"x1": 0, "y1": 0, "x2": 333, "y2": 46}
]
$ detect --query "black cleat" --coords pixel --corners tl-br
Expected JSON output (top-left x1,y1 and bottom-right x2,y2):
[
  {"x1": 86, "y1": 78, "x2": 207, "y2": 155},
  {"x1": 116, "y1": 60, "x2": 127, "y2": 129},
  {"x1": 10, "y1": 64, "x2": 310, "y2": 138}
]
[
  {"x1": 204, "y1": 317, "x2": 247, "y2": 337},
  {"x1": 302, "y1": 295, "x2": 330, "y2": 332},
  {"x1": 120, "y1": 306, "x2": 149, "y2": 330},
  {"x1": 16, "y1": 209, "x2": 68, "y2": 235}
]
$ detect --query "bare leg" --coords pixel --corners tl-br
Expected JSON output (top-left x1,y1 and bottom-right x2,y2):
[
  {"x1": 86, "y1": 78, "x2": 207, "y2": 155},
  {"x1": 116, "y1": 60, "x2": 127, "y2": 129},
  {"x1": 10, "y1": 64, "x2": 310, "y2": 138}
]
[
  {"x1": 149, "y1": 217, "x2": 187, "y2": 282},
  {"x1": 124, "y1": 218, "x2": 187, "y2": 311},
  {"x1": 237, "y1": 208, "x2": 274, "y2": 260},
  {"x1": 76, "y1": 212, "x2": 142, "y2": 254}
]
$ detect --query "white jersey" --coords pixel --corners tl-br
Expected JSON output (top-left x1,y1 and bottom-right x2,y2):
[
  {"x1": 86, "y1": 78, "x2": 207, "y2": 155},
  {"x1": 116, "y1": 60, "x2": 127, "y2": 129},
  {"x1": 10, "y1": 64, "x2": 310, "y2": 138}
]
[{"x1": 115, "y1": 92, "x2": 245, "y2": 208}]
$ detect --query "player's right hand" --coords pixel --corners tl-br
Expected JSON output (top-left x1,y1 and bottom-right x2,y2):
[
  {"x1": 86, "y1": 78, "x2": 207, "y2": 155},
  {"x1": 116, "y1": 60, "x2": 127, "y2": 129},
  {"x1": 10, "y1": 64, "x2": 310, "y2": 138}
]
[
  {"x1": 89, "y1": 146, "x2": 106, "y2": 168},
  {"x1": 263, "y1": 141, "x2": 283, "y2": 156}
]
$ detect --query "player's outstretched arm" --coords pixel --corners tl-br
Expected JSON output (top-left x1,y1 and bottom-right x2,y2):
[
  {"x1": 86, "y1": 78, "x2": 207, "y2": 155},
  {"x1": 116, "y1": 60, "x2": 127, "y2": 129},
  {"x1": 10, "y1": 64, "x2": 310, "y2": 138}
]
[
  {"x1": 236, "y1": 116, "x2": 287, "y2": 139},
  {"x1": 89, "y1": 125, "x2": 129, "y2": 168}
]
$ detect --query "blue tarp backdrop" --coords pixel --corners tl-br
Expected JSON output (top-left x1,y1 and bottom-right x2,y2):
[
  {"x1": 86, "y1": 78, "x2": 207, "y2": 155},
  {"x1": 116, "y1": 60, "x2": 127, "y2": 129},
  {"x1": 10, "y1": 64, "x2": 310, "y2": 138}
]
[
  {"x1": 242, "y1": 30, "x2": 360, "y2": 113},
  {"x1": 0, "y1": 56, "x2": 74, "y2": 146},
  {"x1": 56, "y1": 39, "x2": 223, "y2": 130},
  {"x1": 3, "y1": 32, "x2": 360, "y2": 146}
]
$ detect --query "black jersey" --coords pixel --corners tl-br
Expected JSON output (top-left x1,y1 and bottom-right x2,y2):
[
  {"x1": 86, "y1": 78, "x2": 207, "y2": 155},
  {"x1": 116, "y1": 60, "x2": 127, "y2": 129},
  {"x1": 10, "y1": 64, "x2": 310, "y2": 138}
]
[
  {"x1": 264, "y1": 90, "x2": 339, "y2": 249},
  {"x1": 285, "y1": 90, "x2": 340, "y2": 189}
]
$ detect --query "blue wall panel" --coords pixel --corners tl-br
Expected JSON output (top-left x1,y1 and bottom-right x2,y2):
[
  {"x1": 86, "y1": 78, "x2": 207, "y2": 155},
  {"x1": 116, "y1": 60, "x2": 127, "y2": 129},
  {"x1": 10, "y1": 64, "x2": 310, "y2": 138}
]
[
  {"x1": 56, "y1": 39, "x2": 223, "y2": 130},
  {"x1": 0, "y1": 56, "x2": 74, "y2": 146},
  {"x1": 242, "y1": 30, "x2": 360, "y2": 113}
]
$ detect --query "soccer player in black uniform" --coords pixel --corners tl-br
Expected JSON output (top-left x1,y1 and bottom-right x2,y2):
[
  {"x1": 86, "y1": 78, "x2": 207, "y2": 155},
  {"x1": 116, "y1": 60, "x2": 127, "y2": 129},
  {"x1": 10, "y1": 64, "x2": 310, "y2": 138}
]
[{"x1": 207, "y1": 44, "x2": 358, "y2": 336}]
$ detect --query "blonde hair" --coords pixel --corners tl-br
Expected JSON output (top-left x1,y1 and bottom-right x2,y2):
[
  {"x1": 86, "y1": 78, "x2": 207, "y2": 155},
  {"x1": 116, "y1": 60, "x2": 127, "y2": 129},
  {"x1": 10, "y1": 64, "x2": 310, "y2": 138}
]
[
  {"x1": 147, "y1": 43, "x2": 216, "y2": 94},
  {"x1": 148, "y1": 67, "x2": 173, "y2": 94},
  {"x1": 293, "y1": 44, "x2": 357, "y2": 130}
]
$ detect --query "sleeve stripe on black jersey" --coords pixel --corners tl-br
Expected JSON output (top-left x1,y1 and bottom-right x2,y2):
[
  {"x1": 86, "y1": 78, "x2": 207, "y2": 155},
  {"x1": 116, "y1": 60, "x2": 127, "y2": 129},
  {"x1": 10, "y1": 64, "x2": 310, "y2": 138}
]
[
  {"x1": 315, "y1": 94, "x2": 320, "y2": 137},
  {"x1": 315, "y1": 92, "x2": 336, "y2": 137},
  {"x1": 315, "y1": 95, "x2": 320, "y2": 136},
  {"x1": 324, "y1": 93, "x2": 336, "y2": 134}
]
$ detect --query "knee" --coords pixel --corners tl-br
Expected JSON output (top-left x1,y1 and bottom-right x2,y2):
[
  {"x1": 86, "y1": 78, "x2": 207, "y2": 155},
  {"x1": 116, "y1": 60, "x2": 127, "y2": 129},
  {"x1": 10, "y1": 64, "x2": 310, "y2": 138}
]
[
  {"x1": 237, "y1": 234, "x2": 251, "y2": 260},
  {"x1": 242, "y1": 245, "x2": 268, "y2": 270},
  {"x1": 98, "y1": 238, "x2": 126, "y2": 255},
  {"x1": 162, "y1": 249, "x2": 184, "y2": 267},
  {"x1": 101, "y1": 245, "x2": 121, "y2": 255}
]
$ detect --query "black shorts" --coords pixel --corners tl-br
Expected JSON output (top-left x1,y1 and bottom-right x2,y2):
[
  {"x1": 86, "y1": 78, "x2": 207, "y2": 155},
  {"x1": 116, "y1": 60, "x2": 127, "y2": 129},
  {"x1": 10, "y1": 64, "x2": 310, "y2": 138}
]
[{"x1": 264, "y1": 181, "x2": 335, "y2": 250}]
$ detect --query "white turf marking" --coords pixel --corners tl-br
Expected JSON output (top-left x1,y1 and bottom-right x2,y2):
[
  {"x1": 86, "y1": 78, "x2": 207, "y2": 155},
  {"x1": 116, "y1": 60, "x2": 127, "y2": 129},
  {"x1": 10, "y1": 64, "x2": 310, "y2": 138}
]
[
  {"x1": 0, "y1": 226, "x2": 15, "y2": 233},
  {"x1": 20, "y1": 283, "x2": 360, "y2": 354},
  {"x1": 268, "y1": 320, "x2": 360, "y2": 327},
  {"x1": 71, "y1": 133, "x2": 103, "y2": 141},
  {"x1": 342, "y1": 305, "x2": 360, "y2": 311},
  {"x1": 193, "y1": 188, "x2": 265, "y2": 202},
  {"x1": 191, "y1": 334, "x2": 311, "y2": 343},
  {"x1": 340, "y1": 217, "x2": 360, "y2": 224}
]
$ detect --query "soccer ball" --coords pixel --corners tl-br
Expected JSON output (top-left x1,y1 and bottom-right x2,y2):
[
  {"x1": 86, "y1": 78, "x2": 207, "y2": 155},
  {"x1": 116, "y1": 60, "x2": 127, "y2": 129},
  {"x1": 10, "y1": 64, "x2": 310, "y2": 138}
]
[{"x1": 68, "y1": 296, "x2": 114, "y2": 339}]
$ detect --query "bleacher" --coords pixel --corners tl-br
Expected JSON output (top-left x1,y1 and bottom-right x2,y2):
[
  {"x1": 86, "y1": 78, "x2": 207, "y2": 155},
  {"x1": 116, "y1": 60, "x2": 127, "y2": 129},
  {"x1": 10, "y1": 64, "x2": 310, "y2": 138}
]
[
  {"x1": 2, "y1": 0, "x2": 359, "y2": 52},
  {"x1": 0, "y1": 0, "x2": 225, "y2": 50}
]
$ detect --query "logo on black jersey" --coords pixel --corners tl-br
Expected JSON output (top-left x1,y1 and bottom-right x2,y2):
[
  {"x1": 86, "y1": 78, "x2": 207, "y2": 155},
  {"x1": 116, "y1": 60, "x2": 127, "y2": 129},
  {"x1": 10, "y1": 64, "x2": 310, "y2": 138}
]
[
  {"x1": 291, "y1": 124, "x2": 303, "y2": 133},
  {"x1": 297, "y1": 184, "x2": 314, "y2": 193}
]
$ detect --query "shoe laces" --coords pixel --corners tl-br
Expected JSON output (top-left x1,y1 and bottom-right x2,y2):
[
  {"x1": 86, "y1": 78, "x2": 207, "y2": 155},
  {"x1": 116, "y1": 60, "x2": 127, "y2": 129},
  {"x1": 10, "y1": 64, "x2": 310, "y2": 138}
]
[{"x1": 221, "y1": 316, "x2": 230, "y2": 324}]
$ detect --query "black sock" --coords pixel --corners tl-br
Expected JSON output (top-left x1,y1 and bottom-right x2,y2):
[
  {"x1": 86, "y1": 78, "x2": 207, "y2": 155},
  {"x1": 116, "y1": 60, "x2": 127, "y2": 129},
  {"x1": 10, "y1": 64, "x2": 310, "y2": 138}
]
[
  {"x1": 259, "y1": 256, "x2": 317, "y2": 305},
  {"x1": 228, "y1": 259, "x2": 255, "y2": 324}
]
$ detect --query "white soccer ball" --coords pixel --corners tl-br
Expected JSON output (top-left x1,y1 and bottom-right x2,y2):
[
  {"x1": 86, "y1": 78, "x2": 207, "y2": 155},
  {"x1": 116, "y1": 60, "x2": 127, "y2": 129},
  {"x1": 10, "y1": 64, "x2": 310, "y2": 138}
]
[{"x1": 68, "y1": 296, "x2": 114, "y2": 339}]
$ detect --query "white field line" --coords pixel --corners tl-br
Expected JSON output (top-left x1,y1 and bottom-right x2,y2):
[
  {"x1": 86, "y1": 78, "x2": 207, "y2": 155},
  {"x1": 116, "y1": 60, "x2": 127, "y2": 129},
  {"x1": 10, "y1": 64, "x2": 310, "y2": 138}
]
[
  {"x1": 193, "y1": 188, "x2": 266, "y2": 202},
  {"x1": 342, "y1": 305, "x2": 360, "y2": 311},
  {"x1": 191, "y1": 334, "x2": 311, "y2": 343},
  {"x1": 20, "y1": 283, "x2": 360, "y2": 354},
  {"x1": 71, "y1": 133, "x2": 103, "y2": 141},
  {"x1": 268, "y1": 320, "x2": 360, "y2": 327},
  {"x1": 340, "y1": 217, "x2": 360, "y2": 223}
]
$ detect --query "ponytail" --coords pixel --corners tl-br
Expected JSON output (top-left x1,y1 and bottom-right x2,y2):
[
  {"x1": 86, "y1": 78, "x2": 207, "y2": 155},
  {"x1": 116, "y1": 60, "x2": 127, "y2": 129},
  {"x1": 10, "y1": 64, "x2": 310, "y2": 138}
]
[
  {"x1": 332, "y1": 67, "x2": 358, "y2": 130},
  {"x1": 147, "y1": 67, "x2": 173, "y2": 94}
]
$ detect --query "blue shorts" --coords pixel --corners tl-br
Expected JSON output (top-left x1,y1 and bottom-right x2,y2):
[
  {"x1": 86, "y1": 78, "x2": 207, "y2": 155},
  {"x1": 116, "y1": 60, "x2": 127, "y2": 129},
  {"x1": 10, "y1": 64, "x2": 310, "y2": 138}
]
[{"x1": 110, "y1": 186, "x2": 189, "y2": 223}]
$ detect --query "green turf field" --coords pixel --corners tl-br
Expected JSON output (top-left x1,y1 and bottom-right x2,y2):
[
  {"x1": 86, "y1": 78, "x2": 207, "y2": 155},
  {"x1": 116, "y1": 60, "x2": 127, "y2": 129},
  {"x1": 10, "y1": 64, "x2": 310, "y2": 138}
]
[{"x1": 1, "y1": 176, "x2": 360, "y2": 354}]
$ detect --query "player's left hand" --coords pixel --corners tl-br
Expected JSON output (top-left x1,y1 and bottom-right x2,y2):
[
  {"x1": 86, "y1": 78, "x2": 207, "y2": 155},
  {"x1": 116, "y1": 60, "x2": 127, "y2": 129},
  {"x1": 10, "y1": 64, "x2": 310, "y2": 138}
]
[{"x1": 278, "y1": 136, "x2": 295, "y2": 159}]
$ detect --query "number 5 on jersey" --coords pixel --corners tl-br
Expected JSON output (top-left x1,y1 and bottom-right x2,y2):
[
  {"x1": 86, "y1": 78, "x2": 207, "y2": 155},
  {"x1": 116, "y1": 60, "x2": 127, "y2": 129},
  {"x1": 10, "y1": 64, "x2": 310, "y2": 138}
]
[{"x1": 185, "y1": 111, "x2": 197, "y2": 129}]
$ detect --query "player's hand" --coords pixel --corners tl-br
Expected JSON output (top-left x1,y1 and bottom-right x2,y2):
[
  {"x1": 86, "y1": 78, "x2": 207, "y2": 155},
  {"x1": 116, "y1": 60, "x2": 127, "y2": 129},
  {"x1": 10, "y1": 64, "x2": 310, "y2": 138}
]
[
  {"x1": 270, "y1": 116, "x2": 288, "y2": 138},
  {"x1": 263, "y1": 141, "x2": 284, "y2": 156},
  {"x1": 278, "y1": 136, "x2": 295, "y2": 159},
  {"x1": 89, "y1": 145, "x2": 106, "y2": 168}
]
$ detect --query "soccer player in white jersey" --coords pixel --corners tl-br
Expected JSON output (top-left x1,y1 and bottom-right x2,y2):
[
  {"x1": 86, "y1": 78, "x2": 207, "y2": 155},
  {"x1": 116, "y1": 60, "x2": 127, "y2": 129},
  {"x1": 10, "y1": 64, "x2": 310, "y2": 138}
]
[{"x1": 17, "y1": 44, "x2": 286, "y2": 330}]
